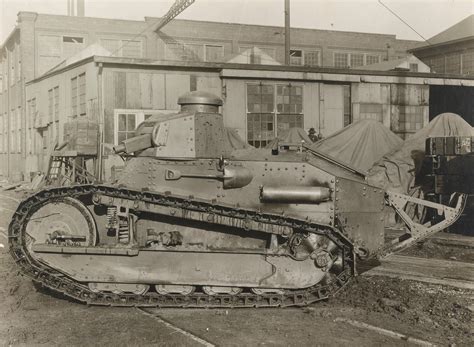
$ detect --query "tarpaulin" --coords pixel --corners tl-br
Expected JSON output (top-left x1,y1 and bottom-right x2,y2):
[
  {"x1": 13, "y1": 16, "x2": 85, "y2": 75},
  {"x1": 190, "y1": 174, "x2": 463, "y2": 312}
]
[
  {"x1": 368, "y1": 113, "x2": 474, "y2": 193},
  {"x1": 310, "y1": 120, "x2": 403, "y2": 172},
  {"x1": 265, "y1": 128, "x2": 313, "y2": 149},
  {"x1": 224, "y1": 128, "x2": 253, "y2": 151}
]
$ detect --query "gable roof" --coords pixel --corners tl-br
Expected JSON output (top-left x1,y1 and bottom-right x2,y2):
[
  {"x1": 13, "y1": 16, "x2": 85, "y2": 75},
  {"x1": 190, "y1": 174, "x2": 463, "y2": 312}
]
[
  {"x1": 428, "y1": 15, "x2": 473, "y2": 45},
  {"x1": 359, "y1": 55, "x2": 430, "y2": 72}
]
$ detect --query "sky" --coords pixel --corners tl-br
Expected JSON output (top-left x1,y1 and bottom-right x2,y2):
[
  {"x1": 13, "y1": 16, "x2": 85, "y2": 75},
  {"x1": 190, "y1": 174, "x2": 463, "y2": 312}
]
[{"x1": 1, "y1": 0, "x2": 473, "y2": 43}]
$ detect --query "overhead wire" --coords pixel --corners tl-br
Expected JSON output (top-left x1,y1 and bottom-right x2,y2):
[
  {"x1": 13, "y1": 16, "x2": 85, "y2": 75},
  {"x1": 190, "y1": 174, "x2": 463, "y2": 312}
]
[{"x1": 378, "y1": 0, "x2": 432, "y2": 45}]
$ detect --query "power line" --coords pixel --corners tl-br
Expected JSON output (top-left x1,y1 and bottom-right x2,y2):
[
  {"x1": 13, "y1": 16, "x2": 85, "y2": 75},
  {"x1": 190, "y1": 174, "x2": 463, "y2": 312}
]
[{"x1": 378, "y1": 0, "x2": 432, "y2": 45}]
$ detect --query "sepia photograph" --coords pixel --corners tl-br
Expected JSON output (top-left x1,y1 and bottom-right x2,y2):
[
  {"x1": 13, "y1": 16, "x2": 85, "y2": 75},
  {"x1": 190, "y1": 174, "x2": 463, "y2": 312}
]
[{"x1": 0, "y1": 0, "x2": 472, "y2": 345}]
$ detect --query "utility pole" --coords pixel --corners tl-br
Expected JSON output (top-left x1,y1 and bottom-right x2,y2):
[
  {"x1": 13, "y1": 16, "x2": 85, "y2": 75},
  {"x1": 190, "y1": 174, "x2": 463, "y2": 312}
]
[{"x1": 284, "y1": 0, "x2": 290, "y2": 65}]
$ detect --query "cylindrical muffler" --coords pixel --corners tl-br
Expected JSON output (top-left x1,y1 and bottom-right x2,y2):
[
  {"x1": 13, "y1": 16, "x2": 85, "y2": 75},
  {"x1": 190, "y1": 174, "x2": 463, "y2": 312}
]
[{"x1": 260, "y1": 186, "x2": 331, "y2": 204}]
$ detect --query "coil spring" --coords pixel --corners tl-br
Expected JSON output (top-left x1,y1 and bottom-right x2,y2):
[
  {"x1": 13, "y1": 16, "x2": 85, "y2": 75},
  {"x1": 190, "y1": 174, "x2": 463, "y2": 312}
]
[
  {"x1": 118, "y1": 220, "x2": 129, "y2": 244},
  {"x1": 106, "y1": 206, "x2": 117, "y2": 228}
]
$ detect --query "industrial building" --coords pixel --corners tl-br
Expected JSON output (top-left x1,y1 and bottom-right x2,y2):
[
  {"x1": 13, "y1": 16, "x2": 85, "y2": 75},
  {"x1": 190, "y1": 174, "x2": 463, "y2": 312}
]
[
  {"x1": 410, "y1": 15, "x2": 474, "y2": 76},
  {"x1": 16, "y1": 55, "x2": 474, "y2": 181},
  {"x1": 1, "y1": 10, "x2": 473, "y2": 181}
]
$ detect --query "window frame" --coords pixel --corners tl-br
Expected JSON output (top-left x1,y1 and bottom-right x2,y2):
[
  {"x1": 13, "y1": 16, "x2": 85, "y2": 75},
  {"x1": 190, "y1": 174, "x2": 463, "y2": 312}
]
[
  {"x1": 71, "y1": 72, "x2": 86, "y2": 117},
  {"x1": 245, "y1": 82, "x2": 304, "y2": 148},
  {"x1": 113, "y1": 109, "x2": 175, "y2": 145},
  {"x1": 100, "y1": 37, "x2": 143, "y2": 58},
  {"x1": 333, "y1": 51, "x2": 382, "y2": 68}
]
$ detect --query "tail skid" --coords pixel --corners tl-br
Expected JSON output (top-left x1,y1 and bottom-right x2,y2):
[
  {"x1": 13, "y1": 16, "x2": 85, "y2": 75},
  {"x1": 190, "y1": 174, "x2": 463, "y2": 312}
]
[{"x1": 378, "y1": 191, "x2": 467, "y2": 258}]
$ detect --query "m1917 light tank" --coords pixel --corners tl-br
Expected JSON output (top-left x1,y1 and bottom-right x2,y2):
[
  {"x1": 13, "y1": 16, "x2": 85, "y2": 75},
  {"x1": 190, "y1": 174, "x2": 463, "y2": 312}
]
[{"x1": 8, "y1": 92, "x2": 467, "y2": 308}]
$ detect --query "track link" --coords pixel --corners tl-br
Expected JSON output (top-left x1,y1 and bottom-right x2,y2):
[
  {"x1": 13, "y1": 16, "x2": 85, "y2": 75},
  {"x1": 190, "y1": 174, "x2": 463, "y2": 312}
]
[{"x1": 8, "y1": 184, "x2": 354, "y2": 308}]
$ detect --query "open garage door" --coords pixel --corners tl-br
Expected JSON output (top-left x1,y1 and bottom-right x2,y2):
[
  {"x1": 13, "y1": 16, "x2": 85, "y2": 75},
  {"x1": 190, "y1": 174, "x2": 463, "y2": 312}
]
[{"x1": 429, "y1": 85, "x2": 474, "y2": 126}]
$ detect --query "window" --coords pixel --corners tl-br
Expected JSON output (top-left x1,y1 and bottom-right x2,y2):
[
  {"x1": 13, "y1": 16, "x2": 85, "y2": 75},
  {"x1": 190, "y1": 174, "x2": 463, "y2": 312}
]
[
  {"x1": 366, "y1": 55, "x2": 380, "y2": 65},
  {"x1": 409, "y1": 63, "x2": 419, "y2": 72},
  {"x1": 16, "y1": 107, "x2": 21, "y2": 153},
  {"x1": 247, "y1": 84, "x2": 274, "y2": 148},
  {"x1": 343, "y1": 85, "x2": 352, "y2": 126},
  {"x1": 10, "y1": 111, "x2": 15, "y2": 153},
  {"x1": 350, "y1": 53, "x2": 364, "y2": 68},
  {"x1": 71, "y1": 76, "x2": 78, "y2": 117},
  {"x1": 334, "y1": 52, "x2": 349, "y2": 68},
  {"x1": 49, "y1": 86, "x2": 60, "y2": 140},
  {"x1": 445, "y1": 54, "x2": 461, "y2": 74},
  {"x1": 113, "y1": 110, "x2": 168, "y2": 145},
  {"x1": 54, "y1": 87, "x2": 59, "y2": 139},
  {"x1": 117, "y1": 113, "x2": 136, "y2": 144},
  {"x1": 3, "y1": 112, "x2": 7, "y2": 153},
  {"x1": 359, "y1": 103, "x2": 383, "y2": 122},
  {"x1": 63, "y1": 36, "x2": 84, "y2": 43},
  {"x1": 9, "y1": 50, "x2": 15, "y2": 86},
  {"x1": 79, "y1": 74, "x2": 86, "y2": 116},
  {"x1": 334, "y1": 52, "x2": 382, "y2": 68},
  {"x1": 398, "y1": 106, "x2": 424, "y2": 133},
  {"x1": 184, "y1": 44, "x2": 204, "y2": 61},
  {"x1": 462, "y1": 50, "x2": 474, "y2": 75},
  {"x1": 16, "y1": 43, "x2": 21, "y2": 82},
  {"x1": 26, "y1": 98, "x2": 36, "y2": 154},
  {"x1": 62, "y1": 36, "x2": 85, "y2": 58},
  {"x1": 246, "y1": 83, "x2": 304, "y2": 148},
  {"x1": 71, "y1": 73, "x2": 86, "y2": 117},
  {"x1": 429, "y1": 56, "x2": 445, "y2": 73},
  {"x1": 165, "y1": 42, "x2": 206, "y2": 62},
  {"x1": 276, "y1": 85, "x2": 304, "y2": 138},
  {"x1": 290, "y1": 50, "x2": 303, "y2": 66},
  {"x1": 100, "y1": 38, "x2": 143, "y2": 58},
  {"x1": 205, "y1": 45, "x2": 224, "y2": 62},
  {"x1": 303, "y1": 51, "x2": 320, "y2": 67},
  {"x1": 289, "y1": 49, "x2": 321, "y2": 66},
  {"x1": 0, "y1": 114, "x2": 3, "y2": 153}
]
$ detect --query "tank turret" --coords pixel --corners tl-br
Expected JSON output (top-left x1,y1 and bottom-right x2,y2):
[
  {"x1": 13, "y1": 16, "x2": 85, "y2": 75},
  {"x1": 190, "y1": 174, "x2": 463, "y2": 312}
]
[{"x1": 113, "y1": 91, "x2": 230, "y2": 158}]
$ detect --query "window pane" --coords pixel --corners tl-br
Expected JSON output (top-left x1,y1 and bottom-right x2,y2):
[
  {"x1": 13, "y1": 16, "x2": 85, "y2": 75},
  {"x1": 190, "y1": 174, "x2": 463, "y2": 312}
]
[
  {"x1": 127, "y1": 114, "x2": 136, "y2": 131},
  {"x1": 117, "y1": 132, "x2": 126, "y2": 143},
  {"x1": 122, "y1": 40, "x2": 142, "y2": 58},
  {"x1": 359, "y1": 103, "x2": 383, "y2": 122},
  {"x1": 304, "y1": 51, "x2": 319, "y2": 67},
  {"x1": 334, "y1": 53, "x2": 348, "y2": 68},
  {"x1": 290, "y1": 50, "x2": 302, "y2": 65},
  {"x1": 118, "y1": 114, "x2": 127, "y2": 131},
  {"x1": 366, "y1": 55, "x2": 380, "y2": 65},
  {"x1": 205, "y1": 45, "x2": 224, "y2": 62},
  {"x1": 350, "y1": 53, "x2": 364, "y2": 67}
]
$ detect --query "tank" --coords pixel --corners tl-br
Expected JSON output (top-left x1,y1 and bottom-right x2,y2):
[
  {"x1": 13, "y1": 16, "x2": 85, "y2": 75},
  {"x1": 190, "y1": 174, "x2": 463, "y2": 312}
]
[{"x1": 8, "y1": 91, "x2": 467, "y2": 308}]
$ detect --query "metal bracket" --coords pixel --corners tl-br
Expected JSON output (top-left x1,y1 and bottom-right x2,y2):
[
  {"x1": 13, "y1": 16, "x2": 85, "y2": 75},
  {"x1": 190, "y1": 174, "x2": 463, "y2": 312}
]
[{"x1": 380, "y1": 191, "x2": 467, "y2": 257}]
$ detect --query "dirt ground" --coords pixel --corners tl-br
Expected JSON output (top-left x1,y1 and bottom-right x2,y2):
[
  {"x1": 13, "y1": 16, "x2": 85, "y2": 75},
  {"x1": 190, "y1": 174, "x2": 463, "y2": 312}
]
[
  {"x1": 0, "y1": 190, "x2": 473, "y2": 346},
  {"x1": 400, "y1": 238, "x2": 474, "y2": 263}
]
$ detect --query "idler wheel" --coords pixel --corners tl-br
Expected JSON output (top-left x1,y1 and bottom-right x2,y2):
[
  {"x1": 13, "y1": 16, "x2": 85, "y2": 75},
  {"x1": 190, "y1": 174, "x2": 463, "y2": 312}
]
[{"x1": 25, "y1": 197, "x2": 96, "y2": 258}]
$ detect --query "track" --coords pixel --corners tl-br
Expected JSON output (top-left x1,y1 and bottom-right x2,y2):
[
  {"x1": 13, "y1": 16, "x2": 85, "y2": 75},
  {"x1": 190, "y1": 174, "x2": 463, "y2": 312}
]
[{"x1": 8, "y1": 184, "x2": 354, "y2": 308}]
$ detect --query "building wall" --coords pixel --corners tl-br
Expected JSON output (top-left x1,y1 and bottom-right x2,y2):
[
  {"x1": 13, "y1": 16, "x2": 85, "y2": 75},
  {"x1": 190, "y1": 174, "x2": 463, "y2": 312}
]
[
  {"x1": 17, "y1": 60, "x2": 474, "y2": 180},
  {"x1": 412, "y1": 40, "x2": 474, "y2": 76},
  {"x1": 0, "y1": 11, "x2": 422, "y2": 180},
  {"x1": 24, "y1": 61, "x2": 98, "y2": 175}
]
